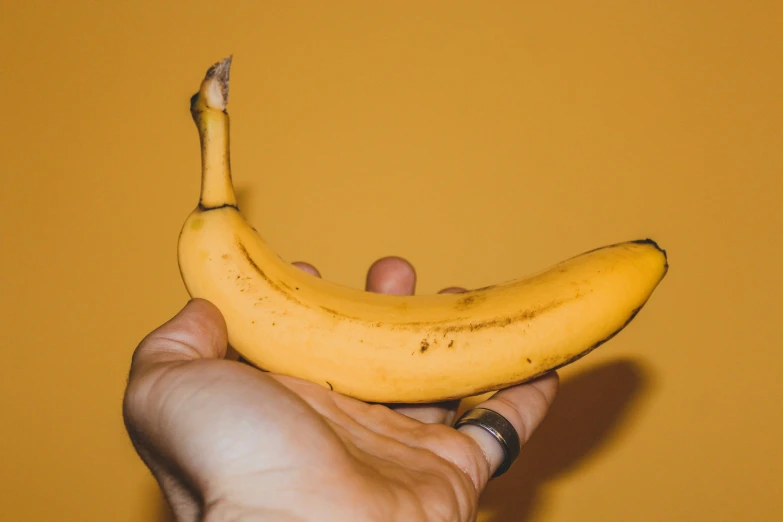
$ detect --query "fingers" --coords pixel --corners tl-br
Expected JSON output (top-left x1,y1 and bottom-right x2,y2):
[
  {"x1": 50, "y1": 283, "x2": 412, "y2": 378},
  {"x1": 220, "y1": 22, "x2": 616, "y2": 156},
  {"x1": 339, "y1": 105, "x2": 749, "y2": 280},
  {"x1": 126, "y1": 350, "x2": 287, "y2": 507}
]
[
  {"x1": 365, "y1": 256, "x2": 417, "y2": 295},
  {"x1": 387, "y1": 399, "x2": 459, "y2": 425},
  {"x1": 457, "y1": 372, "x2": 559, "y2": 479},
  {"x1": 292, "y1": 261, "x2": 321, "y2": 278},
  {"x1": 124, "y1": 298, "x2": 230, "y2": 519},
  {"x1": 130, "y1": 298, "x2": 229, "y2": 375}
]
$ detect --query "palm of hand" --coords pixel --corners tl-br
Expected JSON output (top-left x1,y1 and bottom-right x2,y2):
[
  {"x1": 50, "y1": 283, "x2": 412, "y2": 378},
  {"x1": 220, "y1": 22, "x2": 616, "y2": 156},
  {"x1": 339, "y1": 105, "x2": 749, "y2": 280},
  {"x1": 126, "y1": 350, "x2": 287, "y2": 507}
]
[
  {"x1": 144, "y1": 359, "x2": 485, "y2": 520},
  {"x1": 124, "y1": 258, "x2": 557, "y2": 522}
]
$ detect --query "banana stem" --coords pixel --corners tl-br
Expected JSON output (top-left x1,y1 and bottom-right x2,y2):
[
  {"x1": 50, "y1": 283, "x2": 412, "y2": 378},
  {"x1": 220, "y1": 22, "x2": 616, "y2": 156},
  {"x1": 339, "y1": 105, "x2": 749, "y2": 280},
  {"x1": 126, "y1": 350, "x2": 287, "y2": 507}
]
[{"x1": 191, "y1": 56, "x2": 237, "y2": 209}]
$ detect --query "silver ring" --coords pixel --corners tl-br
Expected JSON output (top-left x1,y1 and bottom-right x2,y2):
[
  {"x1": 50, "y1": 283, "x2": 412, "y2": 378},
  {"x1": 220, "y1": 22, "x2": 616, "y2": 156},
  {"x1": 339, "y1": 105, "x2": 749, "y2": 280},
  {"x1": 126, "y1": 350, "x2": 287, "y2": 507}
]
[{"x1": 454, "y1": 407, "x2": 521, "y2": 478}]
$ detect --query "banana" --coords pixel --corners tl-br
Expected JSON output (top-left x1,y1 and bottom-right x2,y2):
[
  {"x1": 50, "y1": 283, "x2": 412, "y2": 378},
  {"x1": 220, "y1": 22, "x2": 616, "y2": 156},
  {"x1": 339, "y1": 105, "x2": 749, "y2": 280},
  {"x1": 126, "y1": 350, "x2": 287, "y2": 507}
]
[{"x1": 177, "y1": 57, "x2": 668, "y2": 403}]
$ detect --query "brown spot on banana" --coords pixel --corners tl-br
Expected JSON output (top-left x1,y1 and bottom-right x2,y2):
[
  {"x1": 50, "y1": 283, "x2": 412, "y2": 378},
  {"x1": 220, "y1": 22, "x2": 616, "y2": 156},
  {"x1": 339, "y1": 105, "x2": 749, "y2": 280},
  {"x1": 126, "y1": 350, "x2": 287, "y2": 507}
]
[
  {"x1": 236, "y1": 239, "x2": 306, "y2": 306},
  {"x1": 454, "y1": 293, "x2": 487, "y2": 310},
  {"x1": 439, "y1": 297, "x2": 569, "y2": 335}
]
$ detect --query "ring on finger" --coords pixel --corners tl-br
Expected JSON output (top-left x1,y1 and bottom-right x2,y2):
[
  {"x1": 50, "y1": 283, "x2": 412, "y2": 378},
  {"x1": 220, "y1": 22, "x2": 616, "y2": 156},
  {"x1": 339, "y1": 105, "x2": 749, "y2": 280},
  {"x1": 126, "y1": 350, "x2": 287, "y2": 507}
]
[{"x1": 454, "y1": 407, "x2": 521, "y2": 478}]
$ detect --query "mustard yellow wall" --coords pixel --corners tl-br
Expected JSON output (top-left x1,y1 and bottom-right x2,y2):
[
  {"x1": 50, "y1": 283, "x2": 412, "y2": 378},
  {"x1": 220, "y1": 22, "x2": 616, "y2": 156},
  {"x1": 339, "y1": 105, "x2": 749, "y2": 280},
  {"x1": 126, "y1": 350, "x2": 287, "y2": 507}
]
[{"x1": 1, "y1": 1, "x2": 781, "y2": 520}]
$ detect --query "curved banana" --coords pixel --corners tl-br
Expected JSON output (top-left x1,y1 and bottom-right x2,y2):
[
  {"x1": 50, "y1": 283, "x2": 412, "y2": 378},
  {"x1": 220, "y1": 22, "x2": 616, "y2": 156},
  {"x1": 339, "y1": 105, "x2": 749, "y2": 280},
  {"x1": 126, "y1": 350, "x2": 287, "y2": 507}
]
[{"x1": 178, "y1": 57, "x2": 668, "y2": 403}]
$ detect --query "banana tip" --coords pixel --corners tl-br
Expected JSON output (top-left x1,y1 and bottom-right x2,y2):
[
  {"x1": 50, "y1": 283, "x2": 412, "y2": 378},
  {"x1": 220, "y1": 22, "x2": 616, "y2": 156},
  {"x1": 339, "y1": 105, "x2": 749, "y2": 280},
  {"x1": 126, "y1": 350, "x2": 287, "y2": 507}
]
[
  {"x1": 201, "y1": 55, "x2": 233, "y2": 111},
  {"x1": 632, "y1": 238, "x2": 669, "y2": 274},
  {"x1": 631, "y1": 237, "x2": 665, "y2": 254}
]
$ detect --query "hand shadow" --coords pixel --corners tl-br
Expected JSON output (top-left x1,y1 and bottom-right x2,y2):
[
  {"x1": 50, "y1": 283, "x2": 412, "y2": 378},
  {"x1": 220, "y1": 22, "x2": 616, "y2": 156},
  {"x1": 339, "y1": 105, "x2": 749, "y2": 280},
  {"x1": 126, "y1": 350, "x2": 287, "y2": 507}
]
[{"x1": 478, "y1": 358, "x2": 650, "y2": 521}]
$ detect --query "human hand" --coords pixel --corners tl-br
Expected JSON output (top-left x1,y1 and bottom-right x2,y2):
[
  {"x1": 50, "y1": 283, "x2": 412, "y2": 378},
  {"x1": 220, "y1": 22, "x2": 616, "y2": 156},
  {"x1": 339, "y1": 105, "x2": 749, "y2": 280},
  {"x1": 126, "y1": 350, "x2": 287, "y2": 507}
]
[{"x1": 123, "y1": 257, "x2": 558, "y2": 522}]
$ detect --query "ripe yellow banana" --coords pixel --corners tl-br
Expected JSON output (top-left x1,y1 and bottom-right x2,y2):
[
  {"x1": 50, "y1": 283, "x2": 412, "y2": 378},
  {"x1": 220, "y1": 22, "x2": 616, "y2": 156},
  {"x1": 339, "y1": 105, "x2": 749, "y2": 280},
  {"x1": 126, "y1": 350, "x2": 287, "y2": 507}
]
[{"x1": 178, "y1": 57, "x2": 668, "y2": 403}]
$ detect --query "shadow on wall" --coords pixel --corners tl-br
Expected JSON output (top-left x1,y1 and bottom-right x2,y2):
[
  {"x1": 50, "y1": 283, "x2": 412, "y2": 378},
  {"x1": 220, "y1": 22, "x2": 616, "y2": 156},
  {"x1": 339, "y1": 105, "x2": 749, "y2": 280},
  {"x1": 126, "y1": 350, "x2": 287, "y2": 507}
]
[
  {"x1": 151, "y1": 358, "x2": 649, "y2": 521},
  {"x1": 479, "y1": 358, "x2": 650, "y2": 521}
]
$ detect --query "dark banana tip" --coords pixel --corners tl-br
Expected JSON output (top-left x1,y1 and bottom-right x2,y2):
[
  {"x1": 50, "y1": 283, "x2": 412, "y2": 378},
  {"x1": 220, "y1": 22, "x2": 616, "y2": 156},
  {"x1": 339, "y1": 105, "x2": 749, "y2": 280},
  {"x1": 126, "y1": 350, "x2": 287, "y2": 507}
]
[
  {"x1": 190, "y1": 56, "x2": 233, "y2": 113},
  {"x1": 205, "y1": 55, "x2": 233, "y2": 104},
  {"x1": 631, "y1": 238, "x2": 669, "y2": 274},
  {"x1": 631, "y1": 238, "x2": 665, "y2": 255}
]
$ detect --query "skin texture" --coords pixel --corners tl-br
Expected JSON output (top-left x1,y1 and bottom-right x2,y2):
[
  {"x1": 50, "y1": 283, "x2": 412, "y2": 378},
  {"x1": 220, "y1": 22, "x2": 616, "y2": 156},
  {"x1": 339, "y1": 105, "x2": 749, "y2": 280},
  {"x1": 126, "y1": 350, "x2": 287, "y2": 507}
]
[{"x1": 123, "y1": 257, "x2": 558, "y2": 522}]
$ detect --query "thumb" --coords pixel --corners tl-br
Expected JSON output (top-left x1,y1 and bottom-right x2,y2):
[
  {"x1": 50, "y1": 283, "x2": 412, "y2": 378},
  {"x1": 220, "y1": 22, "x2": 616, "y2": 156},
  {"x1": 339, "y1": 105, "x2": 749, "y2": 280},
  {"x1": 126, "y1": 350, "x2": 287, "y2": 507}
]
[
  {"x1": 122, "y1": 299, "x2": 229, "y2": 518},
  {"x1": 129, "y1": 298, "x2": 228, "y2": 377}
]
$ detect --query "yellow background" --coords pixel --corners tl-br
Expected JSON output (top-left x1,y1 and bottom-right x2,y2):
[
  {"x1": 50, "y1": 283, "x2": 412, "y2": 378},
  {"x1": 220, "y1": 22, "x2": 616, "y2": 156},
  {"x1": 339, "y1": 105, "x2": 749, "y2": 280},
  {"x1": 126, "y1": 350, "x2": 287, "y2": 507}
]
[{"x1": 1, "y1": 1, "x2": 781, "y2": 520}]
